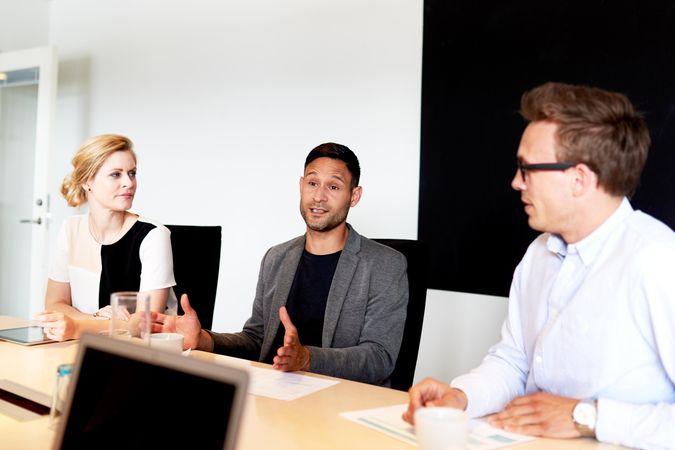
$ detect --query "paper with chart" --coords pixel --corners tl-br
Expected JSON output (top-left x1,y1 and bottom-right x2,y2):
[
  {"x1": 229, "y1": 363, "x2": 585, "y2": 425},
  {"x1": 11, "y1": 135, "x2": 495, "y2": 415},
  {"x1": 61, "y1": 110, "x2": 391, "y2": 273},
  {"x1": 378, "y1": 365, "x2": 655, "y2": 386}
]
[
  {"x1": 340, "y1": 404, "x2": 534, "y2": 449},
  {"x1": 248, "y1": 366, "x2": 339, "y2": 400}
]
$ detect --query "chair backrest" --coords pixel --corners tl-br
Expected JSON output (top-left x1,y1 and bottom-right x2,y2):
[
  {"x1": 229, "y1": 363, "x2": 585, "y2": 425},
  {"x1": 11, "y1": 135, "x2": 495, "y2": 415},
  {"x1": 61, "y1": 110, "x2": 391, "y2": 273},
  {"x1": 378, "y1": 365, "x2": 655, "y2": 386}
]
[
  {"x1": 166, "y1": 225, "x2": 222, "y2": 330},
  {"x1": 373, "y1": 239, "x2": 428, "y2": 392}
]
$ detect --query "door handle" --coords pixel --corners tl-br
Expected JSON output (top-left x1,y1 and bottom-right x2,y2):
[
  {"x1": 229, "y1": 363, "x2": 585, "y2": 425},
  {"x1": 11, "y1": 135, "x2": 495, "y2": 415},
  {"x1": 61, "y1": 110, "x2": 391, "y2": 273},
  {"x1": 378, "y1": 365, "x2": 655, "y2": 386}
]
[{"x1": 20, "y1": 218, "x2": 42, "y2": 225}]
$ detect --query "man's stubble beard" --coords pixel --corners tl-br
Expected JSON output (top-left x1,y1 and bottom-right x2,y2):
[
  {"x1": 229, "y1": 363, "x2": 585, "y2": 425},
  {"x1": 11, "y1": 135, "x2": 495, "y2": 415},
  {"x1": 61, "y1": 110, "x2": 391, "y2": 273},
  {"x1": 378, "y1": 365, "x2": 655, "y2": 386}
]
[{"x1": 300, "y1": 202, "x2": 350, "y2": 232}]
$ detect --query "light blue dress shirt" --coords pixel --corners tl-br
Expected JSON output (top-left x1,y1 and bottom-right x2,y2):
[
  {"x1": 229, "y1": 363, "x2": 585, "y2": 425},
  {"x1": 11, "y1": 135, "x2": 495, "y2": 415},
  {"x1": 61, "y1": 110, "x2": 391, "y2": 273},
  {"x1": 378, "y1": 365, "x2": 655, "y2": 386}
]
[{"x1": 451, "y1": 198, "x2": 675, "y2": 450}]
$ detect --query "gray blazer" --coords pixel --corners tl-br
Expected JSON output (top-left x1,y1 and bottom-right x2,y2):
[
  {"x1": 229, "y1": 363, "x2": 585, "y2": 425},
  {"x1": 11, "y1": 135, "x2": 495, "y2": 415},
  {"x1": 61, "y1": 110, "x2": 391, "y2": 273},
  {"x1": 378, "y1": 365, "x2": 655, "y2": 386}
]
[{"x1": 208, "y1": 224, "x2": 409, "y2": 386}]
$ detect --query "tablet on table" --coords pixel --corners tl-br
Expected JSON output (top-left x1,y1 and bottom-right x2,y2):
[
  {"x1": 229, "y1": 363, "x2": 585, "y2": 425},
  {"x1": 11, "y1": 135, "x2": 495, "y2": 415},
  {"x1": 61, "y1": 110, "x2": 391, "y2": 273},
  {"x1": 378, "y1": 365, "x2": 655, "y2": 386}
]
[{"x1": 0, "y1": 326, "x2": 53, "y2": 345}]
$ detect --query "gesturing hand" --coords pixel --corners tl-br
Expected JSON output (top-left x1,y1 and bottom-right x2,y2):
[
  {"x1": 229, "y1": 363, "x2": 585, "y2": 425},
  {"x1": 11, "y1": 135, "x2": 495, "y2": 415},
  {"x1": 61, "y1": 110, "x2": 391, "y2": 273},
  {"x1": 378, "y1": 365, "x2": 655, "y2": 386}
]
[
  {"x1": 272, "y1": 306, "x2": 310, "y2": 372},
  {"x1": 487, "y1": 392, "x2": 580, "y2": 438},
  {"x1": 403, "y1": 377, "x2": 468, "y2": 424},
  {"x1": 150, "y1": 294, "x2": 202, "y2": 350}
]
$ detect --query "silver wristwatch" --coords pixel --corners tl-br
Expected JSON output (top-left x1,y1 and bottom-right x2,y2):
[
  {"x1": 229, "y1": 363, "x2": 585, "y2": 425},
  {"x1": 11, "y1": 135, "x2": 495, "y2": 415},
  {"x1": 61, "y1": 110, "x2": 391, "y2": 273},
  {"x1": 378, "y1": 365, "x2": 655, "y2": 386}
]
[{"x1": 572, "y1": 399, "x2": 597, "y2": 437}]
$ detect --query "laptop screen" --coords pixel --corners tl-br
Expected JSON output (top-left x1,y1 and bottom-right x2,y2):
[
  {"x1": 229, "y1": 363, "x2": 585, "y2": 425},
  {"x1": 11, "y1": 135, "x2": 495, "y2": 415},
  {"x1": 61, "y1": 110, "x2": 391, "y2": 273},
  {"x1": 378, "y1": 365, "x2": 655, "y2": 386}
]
[{"x1": 54, "y1": 334, "x2": 248, "y2": 450}]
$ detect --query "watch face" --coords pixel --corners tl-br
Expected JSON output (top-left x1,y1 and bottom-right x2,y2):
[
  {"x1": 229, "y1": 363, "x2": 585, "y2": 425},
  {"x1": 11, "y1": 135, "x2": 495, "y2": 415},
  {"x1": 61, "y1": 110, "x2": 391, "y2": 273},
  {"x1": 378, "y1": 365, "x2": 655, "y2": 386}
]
[{"x1": 574, "y1": 401, "x2": 597, "y2": 428}]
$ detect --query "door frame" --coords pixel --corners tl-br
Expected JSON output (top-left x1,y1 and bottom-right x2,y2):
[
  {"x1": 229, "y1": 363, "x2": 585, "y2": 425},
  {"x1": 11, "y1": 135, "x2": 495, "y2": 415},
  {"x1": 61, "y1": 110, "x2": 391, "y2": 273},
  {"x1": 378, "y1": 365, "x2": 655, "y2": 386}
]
[{"x1": 0, "y1": 47, "x2": 58, "y2": 317}]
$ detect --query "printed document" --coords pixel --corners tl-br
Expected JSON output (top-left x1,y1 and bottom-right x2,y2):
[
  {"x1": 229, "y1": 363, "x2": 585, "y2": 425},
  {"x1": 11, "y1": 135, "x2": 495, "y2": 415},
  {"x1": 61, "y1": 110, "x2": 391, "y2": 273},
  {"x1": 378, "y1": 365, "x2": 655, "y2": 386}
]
[
  {"x1": 248, "y1": 366, "x2": 339, "y2": 401},
  {"x1": 340, "y1": 404, "x2": 534, "y2": 449}
]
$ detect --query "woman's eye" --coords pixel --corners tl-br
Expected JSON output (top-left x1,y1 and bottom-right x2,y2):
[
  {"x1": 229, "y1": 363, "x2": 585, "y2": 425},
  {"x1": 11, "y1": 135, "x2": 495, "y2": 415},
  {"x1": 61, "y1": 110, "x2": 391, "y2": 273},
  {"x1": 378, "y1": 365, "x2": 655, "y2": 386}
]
[{"x1": 129, "y1": 171, "x2": 137, "y2": 178}]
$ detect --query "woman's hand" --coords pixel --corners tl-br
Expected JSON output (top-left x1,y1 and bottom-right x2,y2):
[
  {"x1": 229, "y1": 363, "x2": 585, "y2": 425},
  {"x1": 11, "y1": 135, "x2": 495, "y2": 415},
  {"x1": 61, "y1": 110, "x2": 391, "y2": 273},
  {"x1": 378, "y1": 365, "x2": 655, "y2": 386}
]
[
  {"x1": 34, "y1": 311, "x2": 80, "y2": 341},
  {"x1": 93, "y1": 305, "x2": 131, "y2": 320},
  {"x1": 93, "y1": 305, "x2": 112, "y2": 319}
]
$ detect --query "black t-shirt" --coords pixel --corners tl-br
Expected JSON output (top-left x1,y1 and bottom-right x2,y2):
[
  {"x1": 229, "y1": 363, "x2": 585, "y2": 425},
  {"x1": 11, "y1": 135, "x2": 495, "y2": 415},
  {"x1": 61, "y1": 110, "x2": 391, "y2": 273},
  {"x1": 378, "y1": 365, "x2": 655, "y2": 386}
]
[{"x1": 264, "y1": 249, "x2": 341, "y2": 363}]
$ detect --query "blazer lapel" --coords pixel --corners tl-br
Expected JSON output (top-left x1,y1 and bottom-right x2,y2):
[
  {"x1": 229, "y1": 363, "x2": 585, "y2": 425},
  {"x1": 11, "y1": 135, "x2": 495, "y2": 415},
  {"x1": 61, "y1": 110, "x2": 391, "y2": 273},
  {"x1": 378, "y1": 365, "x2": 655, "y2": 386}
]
[
  {"x1": 260, "y1": 237, "x2": 305, "y2": 360},
  {"x1": 322, "y1": 225, "x2": 361, "y2": 347}
]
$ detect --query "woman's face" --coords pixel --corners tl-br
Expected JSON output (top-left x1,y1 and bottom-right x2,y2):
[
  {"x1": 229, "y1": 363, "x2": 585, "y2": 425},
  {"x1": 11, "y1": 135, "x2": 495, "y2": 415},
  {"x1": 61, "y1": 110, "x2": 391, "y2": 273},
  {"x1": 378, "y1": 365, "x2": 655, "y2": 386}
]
[{"x1": 86, "y1": 150, "x2": 137, "y2": 212}]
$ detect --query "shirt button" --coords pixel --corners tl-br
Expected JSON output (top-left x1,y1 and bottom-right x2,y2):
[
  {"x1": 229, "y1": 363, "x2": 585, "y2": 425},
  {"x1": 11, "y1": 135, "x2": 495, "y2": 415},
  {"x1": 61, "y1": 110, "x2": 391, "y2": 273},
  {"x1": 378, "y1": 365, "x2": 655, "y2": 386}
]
[
  {"x1": 535, "y1": 356, "x2": 543, "y2": 364},
  {"x1": 550, "y1": 308, "x2": 558, "y2": 317}
]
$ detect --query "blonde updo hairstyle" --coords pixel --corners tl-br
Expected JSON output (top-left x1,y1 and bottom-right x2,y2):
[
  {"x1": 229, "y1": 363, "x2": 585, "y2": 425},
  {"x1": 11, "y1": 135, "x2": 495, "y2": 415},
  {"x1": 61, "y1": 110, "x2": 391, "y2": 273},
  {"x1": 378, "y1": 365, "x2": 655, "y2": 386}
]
[{"x1": 61, "y1": 134, "x2": 137, "y2": 207}]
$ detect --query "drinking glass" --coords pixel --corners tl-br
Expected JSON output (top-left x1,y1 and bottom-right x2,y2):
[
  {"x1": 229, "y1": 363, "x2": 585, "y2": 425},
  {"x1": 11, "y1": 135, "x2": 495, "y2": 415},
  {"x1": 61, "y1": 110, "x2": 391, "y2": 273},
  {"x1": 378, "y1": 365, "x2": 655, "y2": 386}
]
[{"x1": 108, "y1": 291, "x2": 150, "y2": 341}]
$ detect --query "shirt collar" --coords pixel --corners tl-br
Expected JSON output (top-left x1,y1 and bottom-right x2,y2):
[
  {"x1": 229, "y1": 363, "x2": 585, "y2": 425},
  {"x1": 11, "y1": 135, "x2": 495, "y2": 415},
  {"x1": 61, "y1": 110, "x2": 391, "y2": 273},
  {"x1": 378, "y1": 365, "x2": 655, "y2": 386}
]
[{"x1": 547, "y1": 197, "x2": 634, "y2": 265}]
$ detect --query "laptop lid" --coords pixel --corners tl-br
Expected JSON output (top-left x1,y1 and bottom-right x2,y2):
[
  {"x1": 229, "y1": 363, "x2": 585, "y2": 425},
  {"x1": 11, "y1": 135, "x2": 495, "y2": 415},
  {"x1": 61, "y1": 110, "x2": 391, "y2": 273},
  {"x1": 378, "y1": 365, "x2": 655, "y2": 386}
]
[{"x1": 52, "y1": 333, "x2": 249, "y2": 450}]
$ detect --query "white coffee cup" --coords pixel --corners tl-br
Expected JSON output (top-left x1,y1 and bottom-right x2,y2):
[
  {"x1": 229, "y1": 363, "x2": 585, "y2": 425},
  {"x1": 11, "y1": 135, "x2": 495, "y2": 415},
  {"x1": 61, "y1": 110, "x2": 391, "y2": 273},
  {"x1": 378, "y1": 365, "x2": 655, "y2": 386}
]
[
  {"x1": 415, "y1": 407, "x2": 468, "y2": 450},
  {"x1": 150, "y1": 333, "x2": 184, "y2": 353}
]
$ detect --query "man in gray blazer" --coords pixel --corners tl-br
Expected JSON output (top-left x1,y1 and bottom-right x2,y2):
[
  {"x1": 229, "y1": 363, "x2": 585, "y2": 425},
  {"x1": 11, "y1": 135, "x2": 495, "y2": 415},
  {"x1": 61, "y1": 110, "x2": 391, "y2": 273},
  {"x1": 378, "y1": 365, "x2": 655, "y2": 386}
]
[{"x1": 152, "y1": 143, "x2": 408, "y2": 386}]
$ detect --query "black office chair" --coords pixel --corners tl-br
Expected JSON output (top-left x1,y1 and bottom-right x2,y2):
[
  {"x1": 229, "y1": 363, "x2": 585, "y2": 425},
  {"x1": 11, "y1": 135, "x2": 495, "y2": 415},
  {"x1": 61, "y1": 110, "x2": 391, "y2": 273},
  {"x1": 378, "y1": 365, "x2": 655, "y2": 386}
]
[
  {"x1": 166, "y1": 225, "x2": 222, "y2": 330},
  {"x1": 374, "y1": 239, "x2": 428, "y2": 392}
]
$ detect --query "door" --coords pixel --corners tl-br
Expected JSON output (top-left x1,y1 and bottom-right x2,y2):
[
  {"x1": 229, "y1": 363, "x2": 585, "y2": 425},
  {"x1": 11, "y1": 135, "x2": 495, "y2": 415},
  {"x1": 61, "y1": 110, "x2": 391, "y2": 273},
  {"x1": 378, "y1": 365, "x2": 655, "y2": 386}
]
[{"x1": 0, "y1": 47, "x2": 58, "y2": 318}]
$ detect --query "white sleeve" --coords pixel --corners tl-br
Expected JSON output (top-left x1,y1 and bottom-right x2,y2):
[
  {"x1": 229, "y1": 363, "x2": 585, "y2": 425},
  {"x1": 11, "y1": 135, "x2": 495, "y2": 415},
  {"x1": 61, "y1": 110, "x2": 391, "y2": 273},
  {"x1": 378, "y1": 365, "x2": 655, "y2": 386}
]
[
  {"x1": 138, "y1": 225, "x2": 176, "y2": 291},
  {"x1": 48, "y1": 222, "x2": 70, "y2": 282},
  {"x1": 595, "y1": 242, "x2": 675, "y2": 450},
  {"x1": 450, "y1": 263, "x2": 529, "y2": 418},
  {"x1": 596, "y1": 399, "x2": 675, "y2": 450}
]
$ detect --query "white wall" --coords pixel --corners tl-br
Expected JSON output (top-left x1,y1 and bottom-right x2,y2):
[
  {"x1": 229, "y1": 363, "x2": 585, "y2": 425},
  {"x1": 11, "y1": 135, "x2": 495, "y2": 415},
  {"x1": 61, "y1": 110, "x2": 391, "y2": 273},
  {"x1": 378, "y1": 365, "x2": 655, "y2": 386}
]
[
  {"x1": 48, "y1": 0, "x2": 423, "y2": 333},
  {"x1": 0, "y1": 0, "x2": 50, "y2": 52}
]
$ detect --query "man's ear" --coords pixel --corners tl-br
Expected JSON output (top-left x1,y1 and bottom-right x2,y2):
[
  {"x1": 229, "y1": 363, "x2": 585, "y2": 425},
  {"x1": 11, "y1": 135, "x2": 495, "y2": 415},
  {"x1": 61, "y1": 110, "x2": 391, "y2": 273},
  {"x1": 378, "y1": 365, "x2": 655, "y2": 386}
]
[
  {"x1": 571, "y1": 163, "x2": 597, "y2": 197},
  {"x1": 350, "y1": 186, "x2": 363, "y2": 207},
  {"x1": 299, "y1": 176, "x2": 304, "y2": 194}
]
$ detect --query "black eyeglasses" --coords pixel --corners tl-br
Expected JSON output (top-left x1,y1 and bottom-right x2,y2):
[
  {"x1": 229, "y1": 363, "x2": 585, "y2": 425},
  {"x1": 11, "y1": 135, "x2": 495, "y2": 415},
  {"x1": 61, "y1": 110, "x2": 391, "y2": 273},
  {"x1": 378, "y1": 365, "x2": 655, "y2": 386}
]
[{"x1": 517, "y1": 161, "x2": 576, "y2": 180}]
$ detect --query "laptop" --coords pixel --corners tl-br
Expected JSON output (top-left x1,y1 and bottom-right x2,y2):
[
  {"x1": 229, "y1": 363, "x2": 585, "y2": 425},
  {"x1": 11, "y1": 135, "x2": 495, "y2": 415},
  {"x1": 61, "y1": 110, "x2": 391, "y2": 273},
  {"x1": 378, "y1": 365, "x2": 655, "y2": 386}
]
[{"x1": 52, "y1": 333, "x2": 249, "y2": 450}]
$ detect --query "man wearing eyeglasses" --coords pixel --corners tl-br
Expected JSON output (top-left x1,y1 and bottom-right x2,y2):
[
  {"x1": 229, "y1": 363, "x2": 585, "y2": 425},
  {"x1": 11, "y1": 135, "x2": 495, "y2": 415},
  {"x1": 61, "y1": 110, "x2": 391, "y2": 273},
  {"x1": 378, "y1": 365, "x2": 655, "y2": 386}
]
[{"x1": 404, "y1": 82, "x2": 675, "y2": 449}]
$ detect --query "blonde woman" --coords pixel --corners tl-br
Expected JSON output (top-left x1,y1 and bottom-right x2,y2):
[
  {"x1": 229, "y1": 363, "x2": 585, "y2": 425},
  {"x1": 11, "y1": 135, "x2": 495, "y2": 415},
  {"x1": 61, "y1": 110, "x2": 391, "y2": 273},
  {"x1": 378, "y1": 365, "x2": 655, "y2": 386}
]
[{"x1": 36, "y1": 135, "x2": 175, "y2": 341}]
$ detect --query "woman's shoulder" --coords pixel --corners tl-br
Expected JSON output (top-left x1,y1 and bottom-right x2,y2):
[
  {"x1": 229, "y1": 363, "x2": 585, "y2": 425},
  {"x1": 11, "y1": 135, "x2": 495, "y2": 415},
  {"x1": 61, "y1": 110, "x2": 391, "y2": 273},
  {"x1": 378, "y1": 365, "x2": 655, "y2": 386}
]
[
  {"x1": 132, "y1": 217, "x2": 173, "y2": 257},
  {"x1": 111, "y1": 216, "x2": 170, "y2": 252},
  {"x1": 59, "y1": 214, "x2": 89, "y2": 241},
  {"x1": 135, "y1": 216, "x2": 170, "y2": 233},
  {"x1": 61, "y1": 213, "x2": 88, "y2": 228},
  {"x1": 132, "y1": 216, "x2": 172, "y2": 242}
]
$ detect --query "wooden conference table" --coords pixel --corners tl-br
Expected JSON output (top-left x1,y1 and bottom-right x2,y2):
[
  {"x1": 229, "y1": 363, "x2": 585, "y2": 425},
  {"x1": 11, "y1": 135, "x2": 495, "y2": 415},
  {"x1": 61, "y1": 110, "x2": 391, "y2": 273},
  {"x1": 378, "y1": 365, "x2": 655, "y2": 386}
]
[{"x1": 0, "y1": 316, "x2": 627, "y2": 450}]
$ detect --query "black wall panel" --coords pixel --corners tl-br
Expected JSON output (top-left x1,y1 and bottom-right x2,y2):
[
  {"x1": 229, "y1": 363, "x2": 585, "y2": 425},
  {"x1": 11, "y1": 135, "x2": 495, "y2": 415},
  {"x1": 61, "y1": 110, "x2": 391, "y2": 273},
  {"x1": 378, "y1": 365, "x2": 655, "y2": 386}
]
[{"x1": 419, "y1": 0, "x2": 675, "y2": 296}]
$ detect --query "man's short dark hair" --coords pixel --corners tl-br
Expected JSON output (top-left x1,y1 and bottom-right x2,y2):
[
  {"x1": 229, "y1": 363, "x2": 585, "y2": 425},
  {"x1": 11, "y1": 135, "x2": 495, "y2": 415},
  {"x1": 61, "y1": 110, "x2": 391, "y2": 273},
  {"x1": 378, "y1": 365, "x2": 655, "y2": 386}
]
[
  {"x1": 305, "y1": 143, "x2": 361, "y2": 188},
  {"x1": 520, "y1": 82, "x2": 651, "y2": 197}
]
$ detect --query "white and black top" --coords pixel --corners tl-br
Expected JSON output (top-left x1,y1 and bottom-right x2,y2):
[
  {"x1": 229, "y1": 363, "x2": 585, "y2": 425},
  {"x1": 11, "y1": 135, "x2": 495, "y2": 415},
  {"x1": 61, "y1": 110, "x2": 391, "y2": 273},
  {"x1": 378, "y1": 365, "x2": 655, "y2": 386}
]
[{"x1": 49, "y1": 214, "x2": 176, "y2": 314}]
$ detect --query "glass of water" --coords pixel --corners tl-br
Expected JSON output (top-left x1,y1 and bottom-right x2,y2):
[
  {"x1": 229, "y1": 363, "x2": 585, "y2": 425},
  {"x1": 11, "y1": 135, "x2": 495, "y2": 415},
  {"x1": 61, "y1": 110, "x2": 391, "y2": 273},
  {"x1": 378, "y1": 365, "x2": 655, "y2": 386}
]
[{"x1": 109, "y1": 291, "x2": 150, "y2": 340}]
